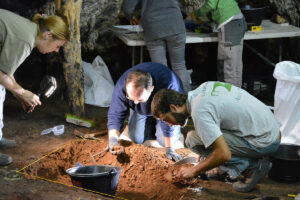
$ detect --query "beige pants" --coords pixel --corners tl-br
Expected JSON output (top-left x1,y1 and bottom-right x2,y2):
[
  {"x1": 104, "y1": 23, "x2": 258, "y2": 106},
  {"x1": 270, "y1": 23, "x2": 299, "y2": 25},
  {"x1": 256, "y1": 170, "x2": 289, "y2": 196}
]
[
  {"x1": 217, "y1": 18, "x2": 246, "y2": 88},
  {"x1": 0, "y1": 85, "x2": 5, "y2": 139}
]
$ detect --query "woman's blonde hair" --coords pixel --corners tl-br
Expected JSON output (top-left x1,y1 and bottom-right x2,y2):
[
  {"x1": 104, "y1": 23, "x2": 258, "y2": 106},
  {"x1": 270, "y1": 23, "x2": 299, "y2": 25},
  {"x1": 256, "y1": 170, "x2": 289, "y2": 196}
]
[{"x1": 32, "y1": 14, "x2": 70, "y2": 41}]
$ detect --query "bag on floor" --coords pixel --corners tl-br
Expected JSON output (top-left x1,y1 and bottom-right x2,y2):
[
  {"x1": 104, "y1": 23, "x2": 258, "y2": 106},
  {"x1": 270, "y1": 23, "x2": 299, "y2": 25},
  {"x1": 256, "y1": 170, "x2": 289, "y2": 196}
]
[
  {"x1": 273, "y1": 61, "x2": 300, "y2": 145},
  {"x1": 83, "y1": 56, "x2": 114, "y2": 107}
]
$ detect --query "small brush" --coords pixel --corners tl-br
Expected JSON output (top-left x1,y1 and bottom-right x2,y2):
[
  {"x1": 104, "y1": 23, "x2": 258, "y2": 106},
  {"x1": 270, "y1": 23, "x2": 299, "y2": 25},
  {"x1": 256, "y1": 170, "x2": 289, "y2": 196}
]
[{"x1": 65, "y1": 113, "x2": 95, "y2": 128}]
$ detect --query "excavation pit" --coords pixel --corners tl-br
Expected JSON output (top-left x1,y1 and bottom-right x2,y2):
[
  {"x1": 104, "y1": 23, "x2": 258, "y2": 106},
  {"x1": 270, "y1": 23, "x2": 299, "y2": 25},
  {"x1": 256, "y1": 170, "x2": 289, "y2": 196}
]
[{"x1": 19, "y1": 138, "x2": 200, "y2": 200}]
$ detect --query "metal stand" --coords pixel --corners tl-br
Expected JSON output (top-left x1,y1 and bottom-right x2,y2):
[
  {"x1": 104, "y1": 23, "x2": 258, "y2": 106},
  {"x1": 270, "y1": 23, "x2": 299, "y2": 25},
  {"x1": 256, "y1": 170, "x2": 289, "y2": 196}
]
[{"x1": 244, "y1": 42, "x2": 276, "y2": 67}]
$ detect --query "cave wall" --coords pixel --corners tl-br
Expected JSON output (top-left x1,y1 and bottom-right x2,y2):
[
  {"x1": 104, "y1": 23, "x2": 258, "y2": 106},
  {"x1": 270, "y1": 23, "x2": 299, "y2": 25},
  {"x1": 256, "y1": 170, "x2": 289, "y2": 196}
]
[
  {"x1": 269, "y1": 0, "x2": 300, "y2": 64},
  {"x1": 40, "y1": 0, "x2": 300, "y2": 81},
  {"x1": 269, "y1": 0, "x2": 300, "y2": 26}
]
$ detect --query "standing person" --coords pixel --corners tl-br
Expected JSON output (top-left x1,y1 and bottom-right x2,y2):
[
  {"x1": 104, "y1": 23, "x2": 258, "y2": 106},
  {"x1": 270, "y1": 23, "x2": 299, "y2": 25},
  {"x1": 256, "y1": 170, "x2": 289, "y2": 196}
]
[
  {"x1": 193, "y1": 0, "x2": 247, "y2": 87},
  {"x1": 122, "y1": 0, "x2": 191, "y2": 94},
  {"x1": 107, "y1": 62, "x2": 184, "y2": 161},
  {"x1": 0, "y1": 9, "x2": 70, "y2": 166},
  {"x1": 151, "y1": 81, "x2": 281, "y2": 192}
]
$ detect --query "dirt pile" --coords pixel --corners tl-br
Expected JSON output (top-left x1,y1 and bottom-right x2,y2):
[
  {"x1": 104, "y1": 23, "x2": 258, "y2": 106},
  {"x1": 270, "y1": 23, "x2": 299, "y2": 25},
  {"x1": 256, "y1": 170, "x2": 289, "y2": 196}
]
[{"x1": 23, "y1": 138, "x2": 201, "y2": 200}]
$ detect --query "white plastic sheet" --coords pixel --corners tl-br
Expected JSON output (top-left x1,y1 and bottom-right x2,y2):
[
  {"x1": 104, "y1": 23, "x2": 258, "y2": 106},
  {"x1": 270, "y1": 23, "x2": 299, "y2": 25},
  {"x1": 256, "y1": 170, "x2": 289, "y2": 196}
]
[
  {"x1": 273, "y1": 61, "x2": 300, "y2": 145},
  {"x1": 83, "y1": 56, "x2": 114, "y2": 107}
]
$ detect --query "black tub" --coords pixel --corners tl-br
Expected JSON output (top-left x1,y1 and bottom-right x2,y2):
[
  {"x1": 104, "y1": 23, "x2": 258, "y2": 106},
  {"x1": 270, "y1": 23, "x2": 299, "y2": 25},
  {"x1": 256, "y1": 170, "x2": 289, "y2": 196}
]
[
  {"x1": 268, "y1": 144, "x2": 300, "y2": 182},
  {"x1": 240, "y1": 5, "x2": 265, "y2": 30},
  {"x1": 66, "y1": 165, "x2": 122, "y2": 195}
]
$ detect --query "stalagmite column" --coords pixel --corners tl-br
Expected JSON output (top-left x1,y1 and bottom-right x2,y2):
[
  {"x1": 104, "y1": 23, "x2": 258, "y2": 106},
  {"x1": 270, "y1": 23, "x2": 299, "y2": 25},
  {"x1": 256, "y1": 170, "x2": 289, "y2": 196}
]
[{"x1": 55, "y1": 0, "x2": 85, "y2": 117}]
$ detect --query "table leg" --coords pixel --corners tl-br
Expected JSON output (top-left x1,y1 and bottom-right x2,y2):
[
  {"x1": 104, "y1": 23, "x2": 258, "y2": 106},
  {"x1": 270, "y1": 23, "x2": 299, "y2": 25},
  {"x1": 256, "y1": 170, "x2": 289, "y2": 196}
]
[
  {"x1": 244, "y1": 42, "x2": 275, "y2": 67},
  {"x1": 140, "y1": 46, "x2": 144, "y2": 63},
  {"x1": 278, "y1": 39, "x2": 282, "y2": 62},
  {"x1": 132, "y1": 46, "x2": 136, "y2": 67}
]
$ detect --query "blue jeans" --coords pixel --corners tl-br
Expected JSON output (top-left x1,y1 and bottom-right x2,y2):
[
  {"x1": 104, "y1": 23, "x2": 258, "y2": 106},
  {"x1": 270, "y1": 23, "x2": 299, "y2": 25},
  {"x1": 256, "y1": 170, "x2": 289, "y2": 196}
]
[
  {"x1": 146, "y1": 33, "x2": 191, "y2": 94},
  {"x1": 128, "y1": 110, "x2": 181, "y2": 147},
  {"x1": 186, "y1": 130, "x2": 280, "y2": 179}
]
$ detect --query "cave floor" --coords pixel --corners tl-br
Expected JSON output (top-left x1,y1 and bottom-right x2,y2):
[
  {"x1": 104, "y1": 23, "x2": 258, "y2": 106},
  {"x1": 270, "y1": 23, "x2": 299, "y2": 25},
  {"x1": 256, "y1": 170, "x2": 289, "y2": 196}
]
[{"x1": 0, "y1": 96, "x2": 299, "y2": 200}]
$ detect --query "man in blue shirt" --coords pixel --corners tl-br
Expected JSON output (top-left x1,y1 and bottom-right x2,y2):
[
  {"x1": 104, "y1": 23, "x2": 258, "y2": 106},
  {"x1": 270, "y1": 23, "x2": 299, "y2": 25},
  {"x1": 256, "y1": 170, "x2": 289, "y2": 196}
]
[{"x1": 107, "y1": 62, "x2": 184, "y2": 161}]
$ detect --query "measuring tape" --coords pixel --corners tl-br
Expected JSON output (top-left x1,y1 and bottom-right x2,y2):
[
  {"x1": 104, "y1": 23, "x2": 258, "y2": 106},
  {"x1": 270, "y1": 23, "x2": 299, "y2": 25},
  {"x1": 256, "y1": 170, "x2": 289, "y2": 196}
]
[{"x1": 251, "y1": 25, "x2": 262, "y2": 31}]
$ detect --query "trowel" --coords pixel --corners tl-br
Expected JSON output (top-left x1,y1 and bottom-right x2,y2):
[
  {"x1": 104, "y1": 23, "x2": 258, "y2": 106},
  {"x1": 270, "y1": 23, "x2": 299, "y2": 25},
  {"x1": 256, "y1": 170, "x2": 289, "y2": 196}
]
[{"x1": 174, "y1": 156, "x2": 198, "y2": 166}]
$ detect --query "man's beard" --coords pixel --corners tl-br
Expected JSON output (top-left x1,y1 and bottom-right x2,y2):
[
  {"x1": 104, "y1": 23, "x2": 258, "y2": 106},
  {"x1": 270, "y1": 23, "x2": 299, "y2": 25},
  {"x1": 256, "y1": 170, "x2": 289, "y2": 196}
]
[{"x1": 171, "y1": 112, "x2": 189, "y2": 128}]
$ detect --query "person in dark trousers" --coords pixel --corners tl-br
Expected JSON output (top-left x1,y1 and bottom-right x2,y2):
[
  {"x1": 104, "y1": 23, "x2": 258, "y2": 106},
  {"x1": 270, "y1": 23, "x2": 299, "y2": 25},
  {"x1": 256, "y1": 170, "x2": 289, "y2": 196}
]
[
  {"x1": 122, "y1": 0, "x2": 191, "y2": 94},
  {"x1": 192, "y1": 0, "x2": 247, "y2": 87},
  {"x1": 107, "y1": 62, "x2": 184, "y2": 161},
  {"x1": 151, "y1": 81, "x2": 281, "y2": 192},
  {"x1": 0, "y1": 9, "x2": 70, "y2": 166}
]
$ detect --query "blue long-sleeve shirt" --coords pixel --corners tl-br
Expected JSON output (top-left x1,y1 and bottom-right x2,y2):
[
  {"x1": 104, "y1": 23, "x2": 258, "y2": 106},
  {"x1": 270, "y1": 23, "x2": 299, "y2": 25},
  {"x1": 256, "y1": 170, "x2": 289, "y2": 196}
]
[{"x1": 107, "y1": 62, "x2": 183, "y2": 137}]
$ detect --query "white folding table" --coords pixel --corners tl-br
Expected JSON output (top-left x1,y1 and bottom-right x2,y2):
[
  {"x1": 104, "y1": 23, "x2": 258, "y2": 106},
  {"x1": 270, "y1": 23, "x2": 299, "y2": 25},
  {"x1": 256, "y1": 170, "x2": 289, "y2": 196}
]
[{"x1": 111, "y1": 20, "x2": 300, "y2": 67}]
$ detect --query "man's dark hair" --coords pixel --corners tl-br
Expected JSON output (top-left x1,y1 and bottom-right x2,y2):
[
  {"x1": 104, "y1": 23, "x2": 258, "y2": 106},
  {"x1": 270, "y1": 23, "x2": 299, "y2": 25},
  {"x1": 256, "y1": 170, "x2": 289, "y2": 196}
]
[
  {"x1": 151, "y1": 89, "x2": 186, "y2": 118},
  {"x1": 125, "y1": 69, "x2": 153, "y2": 90}
]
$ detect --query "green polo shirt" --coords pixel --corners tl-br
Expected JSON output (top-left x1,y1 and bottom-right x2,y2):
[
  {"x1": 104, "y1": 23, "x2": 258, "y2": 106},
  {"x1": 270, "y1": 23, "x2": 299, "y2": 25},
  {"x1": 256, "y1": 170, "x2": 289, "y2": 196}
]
[
  {"x1": 0, "y1": 9, "x2": 37, "y2": 76},
  {"x1": 195, "y1": 0, "x2": 241, "y2": 25}
]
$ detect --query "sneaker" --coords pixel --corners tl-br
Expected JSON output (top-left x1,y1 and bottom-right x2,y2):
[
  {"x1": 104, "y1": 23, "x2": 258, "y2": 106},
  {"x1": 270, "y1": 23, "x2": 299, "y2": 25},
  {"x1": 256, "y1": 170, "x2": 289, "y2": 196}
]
[
  {"x1": 0, "y1": 153, "x2": 12, "y2": 166},
  {"x1": 233, "y1": 158, "x2": 272, "y2": 192},
  {"x1": 0, "y1": 138, "x2": 16, "y2": 149}
]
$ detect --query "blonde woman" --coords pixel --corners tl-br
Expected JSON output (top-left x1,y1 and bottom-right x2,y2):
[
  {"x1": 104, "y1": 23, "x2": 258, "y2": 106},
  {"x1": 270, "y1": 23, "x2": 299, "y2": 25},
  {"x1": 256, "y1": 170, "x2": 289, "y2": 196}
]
[{"x1": 0, "y1": 9, "x2": 70, "y2": 166}]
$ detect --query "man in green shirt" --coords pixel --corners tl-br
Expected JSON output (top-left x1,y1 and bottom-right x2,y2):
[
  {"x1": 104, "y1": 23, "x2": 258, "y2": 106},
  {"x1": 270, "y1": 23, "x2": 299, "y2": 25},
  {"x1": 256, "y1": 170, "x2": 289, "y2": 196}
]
[
  {"x1": 194, "y1": 0, "x2": 247, "y2": 87},
  {"x1": 151, "y1": 82, "x2": 281, "y2": 192}
]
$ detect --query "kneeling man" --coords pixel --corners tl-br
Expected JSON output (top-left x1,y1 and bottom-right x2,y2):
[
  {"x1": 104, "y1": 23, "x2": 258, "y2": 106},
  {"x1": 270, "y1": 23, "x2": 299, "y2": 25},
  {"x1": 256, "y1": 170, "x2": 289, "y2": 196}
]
[{"x1": 151, "y1": 81, "x2": 281, "y2": 192}]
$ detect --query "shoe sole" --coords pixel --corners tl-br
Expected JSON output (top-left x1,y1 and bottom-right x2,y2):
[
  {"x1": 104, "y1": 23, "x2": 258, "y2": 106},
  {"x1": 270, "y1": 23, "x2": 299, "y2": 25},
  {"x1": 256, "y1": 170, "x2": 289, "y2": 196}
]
[{"x1": 0, "y1": 157, "x2": 12, "y2": 166}]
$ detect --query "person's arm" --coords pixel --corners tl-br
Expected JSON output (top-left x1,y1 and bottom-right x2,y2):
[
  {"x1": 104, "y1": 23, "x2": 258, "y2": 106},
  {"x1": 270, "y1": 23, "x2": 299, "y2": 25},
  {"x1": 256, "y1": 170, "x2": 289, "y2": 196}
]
[
  {"x1": 158, "y1": 121, "x2": 183, "y2": 162},
  {"x1": 158, "y1": 69, "x2": 185, "y2": 161},
  {"x1": 164, "y1": 135, "x2": 183, "y2": 162},
  {"x1": 194, "y1": 0, "x2": 216, "y2": 18},
  {"x1": 122, "y1": 0, "x2": 140, "y2": 21},
  {"x1": 165, "y1": 136, "x2": 171, "y2": 148},
  {"x1": 107, "y1": 81, "x2": 130, "y2": 154},
  {"x1": 0, "y1": 70, "x2": 41, "y2": 109},
  {"x1": 177, "y1": 135, "x2": 231, "y2": 178},
  {"x1": 130, "y1": 16, "x2": 139, "y2": 25}
]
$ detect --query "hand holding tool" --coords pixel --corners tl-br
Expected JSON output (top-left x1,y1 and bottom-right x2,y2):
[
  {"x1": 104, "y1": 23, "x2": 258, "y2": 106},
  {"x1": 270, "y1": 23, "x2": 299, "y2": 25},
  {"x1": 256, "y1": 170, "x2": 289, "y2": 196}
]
[{"x1": 26, "y1": 75, "x2": 57, "y2": 113}]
